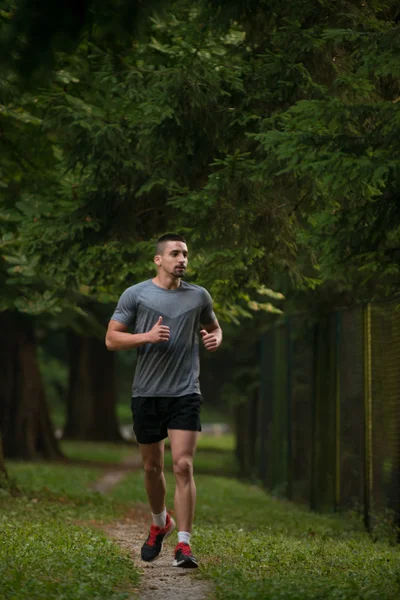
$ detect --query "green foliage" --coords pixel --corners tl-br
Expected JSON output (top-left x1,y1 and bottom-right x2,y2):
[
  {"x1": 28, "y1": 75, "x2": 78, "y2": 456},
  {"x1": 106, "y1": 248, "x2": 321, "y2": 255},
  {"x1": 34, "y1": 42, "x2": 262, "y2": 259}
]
[
  {"x1": 7, "y1": 10, "x2": 294, "y2": 318},
  {"x1": 247, "y1": 3, "x2": 400, "y2": 297},
  {"x1": 0, "y1": 58, "x2": 100, "y2": 323},
  {"x1": 3, "y1": 0, "x2": 400, "y2": 324},
  {"x1": 0, "y1": 0, "x2": 168, "y2": 76}
]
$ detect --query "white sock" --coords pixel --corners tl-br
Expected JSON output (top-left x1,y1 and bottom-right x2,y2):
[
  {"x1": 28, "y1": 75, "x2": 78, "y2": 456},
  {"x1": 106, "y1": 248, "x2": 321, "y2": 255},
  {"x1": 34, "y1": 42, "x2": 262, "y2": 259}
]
[
  {"x1": 178, "y1": 531, "x2": 191, "y2": 545},
  {"x1": 152, "y1": 508, "x2": 167, "y2": 528}
]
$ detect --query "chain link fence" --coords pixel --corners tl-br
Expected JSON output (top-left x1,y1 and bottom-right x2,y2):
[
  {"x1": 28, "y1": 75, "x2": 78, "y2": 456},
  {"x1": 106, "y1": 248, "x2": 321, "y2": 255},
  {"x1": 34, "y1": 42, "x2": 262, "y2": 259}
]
[{"x1": 236, "y1": 302, "x2": 400, "y2": 534}]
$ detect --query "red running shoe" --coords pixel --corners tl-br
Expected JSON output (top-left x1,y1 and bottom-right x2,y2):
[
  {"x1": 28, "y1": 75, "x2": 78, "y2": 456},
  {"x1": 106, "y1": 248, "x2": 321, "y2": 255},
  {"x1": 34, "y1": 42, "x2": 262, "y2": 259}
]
[
  {"x1": 141, "y1": 513, "x2": 176, "y2": 562},
  {"x1": 172, "y1": 542, "x2": 199, "y2": 568}
]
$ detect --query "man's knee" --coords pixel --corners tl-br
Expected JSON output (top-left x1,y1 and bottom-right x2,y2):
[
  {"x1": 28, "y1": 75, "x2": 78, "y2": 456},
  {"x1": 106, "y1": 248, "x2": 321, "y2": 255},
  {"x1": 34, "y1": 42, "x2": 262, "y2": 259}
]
[
  {"x1": 173, "y1": 456, "x2": 193, "y2": 479},
  {"x1": 143, "y1": 460, "x2": 163, "y2": 478}
]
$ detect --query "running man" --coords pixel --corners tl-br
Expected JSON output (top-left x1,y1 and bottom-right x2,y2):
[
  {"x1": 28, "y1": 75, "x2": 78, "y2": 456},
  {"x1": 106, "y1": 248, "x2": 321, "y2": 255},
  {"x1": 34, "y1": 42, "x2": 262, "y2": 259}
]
[{"x1": 105, "y1": 233, "x2": 222, "y2": 568}]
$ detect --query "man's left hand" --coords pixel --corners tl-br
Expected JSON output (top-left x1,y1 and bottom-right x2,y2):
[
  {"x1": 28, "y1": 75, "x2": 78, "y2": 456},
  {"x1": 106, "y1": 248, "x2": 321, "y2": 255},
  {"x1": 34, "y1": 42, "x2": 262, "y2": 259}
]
[{"x1": 200, "y1": 330, "x2": 219, "y2": 352}]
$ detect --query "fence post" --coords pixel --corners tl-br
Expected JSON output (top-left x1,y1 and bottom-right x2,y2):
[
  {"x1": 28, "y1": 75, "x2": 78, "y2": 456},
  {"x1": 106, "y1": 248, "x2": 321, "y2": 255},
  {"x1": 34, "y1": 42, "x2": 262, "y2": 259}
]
[
  {"x1": 258, "y1": 332, "x2": 268, "y2": 485},
  {"x1": 235, "y1": 401, "x2": 245, "y2": 476},
  {"x1": 286, "y1": 317, "x2": 293, "y2": 500},
  {"x1": 310, "y1": 321, "x2": 318, "y2": 511},
  {"x1": 335, "y1": 311, "x2": 341, "y2": 511},
  {"x1": 248, "y1": 388, "x2": 259, "y2": 481},
  {"x1": 363, "y1": 303, "x2": 373, "y2": 532}
]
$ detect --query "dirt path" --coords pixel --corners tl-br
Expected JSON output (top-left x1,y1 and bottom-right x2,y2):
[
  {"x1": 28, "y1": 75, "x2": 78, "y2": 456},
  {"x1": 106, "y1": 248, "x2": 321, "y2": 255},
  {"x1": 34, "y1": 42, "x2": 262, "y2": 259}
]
[
  {"x1": 92, "y1": 455, "x2": 214, "y2": 600},
  {"x1": 90, "y1": 454, "x2": 143, "y2": 494}
]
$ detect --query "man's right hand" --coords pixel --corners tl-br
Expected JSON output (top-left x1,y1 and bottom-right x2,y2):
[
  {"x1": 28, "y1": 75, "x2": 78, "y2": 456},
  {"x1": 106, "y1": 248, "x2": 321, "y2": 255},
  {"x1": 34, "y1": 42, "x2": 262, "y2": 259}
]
[{"x1": 147, "y1": 316, "x2": 170, "y2": 344}]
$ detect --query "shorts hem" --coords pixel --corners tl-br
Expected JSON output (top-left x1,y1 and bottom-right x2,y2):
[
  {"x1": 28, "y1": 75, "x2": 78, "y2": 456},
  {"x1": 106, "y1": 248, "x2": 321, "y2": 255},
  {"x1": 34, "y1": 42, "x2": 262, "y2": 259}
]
[
  {"x1": 136, "y1": 435, "x2": 167, "y2": 445},
  {"x1": 132, "y1": 392, "x2": 202, "y2": 398},
  {"x1": 167, "y1": 425, "x2": 202, "y2": 432}
]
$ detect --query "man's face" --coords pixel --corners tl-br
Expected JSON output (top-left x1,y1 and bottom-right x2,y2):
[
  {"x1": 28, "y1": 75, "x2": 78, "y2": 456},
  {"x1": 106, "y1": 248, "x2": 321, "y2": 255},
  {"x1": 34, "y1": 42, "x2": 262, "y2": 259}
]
[{"x1": 155, "y1": 241, "x2": 188, "y2": 278}]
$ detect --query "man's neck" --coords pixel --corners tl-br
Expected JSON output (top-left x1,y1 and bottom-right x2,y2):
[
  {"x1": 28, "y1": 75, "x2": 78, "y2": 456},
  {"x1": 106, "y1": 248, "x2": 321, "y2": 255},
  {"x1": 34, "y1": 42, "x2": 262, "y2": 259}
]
[{"x1": 152, "y1": 274, "x2": 181, "y2": 290}]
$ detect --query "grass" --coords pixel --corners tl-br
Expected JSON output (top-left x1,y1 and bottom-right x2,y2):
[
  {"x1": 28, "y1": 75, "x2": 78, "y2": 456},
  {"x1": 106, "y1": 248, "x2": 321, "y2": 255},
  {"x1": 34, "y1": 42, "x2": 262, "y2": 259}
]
[
  {"x1": 164, "y1": 447, "x2": 238, "y2": 477},
  {"x1": 196, "y1": 432, "x2": 235, "y2": 451},
  {"x1": 0, "y1": 510, "x2": 137, "y2": 600},
  {"x1": 60, "y1": 440, "x2": 135, "y2": 464},
  {"x1": 164, "y1": 431, "x2": 235, "y2": 452},
  {"x1": 3, "y1": 442, "x2": 400, "y2": 600},
  {"x1": 5, "y1": 462, "x2": 103, "y2": 497},
  {"x1": 1, "y1": 457, "x2": 139, "y2": 600}
]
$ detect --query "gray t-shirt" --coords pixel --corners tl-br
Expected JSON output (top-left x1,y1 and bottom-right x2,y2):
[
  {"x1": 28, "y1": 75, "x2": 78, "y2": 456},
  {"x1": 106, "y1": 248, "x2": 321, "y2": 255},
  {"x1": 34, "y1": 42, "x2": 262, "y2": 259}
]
[{"x1": 110, "y1": 279, "x2": 216, "y2": 397}]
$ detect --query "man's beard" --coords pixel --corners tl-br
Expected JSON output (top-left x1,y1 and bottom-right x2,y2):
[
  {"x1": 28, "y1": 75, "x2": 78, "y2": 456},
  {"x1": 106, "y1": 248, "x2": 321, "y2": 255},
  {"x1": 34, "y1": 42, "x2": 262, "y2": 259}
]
[{"x1": 173, "y1": 267, "x2": 186, "y2": 278}]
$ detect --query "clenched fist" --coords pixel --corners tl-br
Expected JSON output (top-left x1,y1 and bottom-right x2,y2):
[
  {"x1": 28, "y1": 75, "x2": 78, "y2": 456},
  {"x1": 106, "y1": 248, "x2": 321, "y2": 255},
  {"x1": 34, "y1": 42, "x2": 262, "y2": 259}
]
[
  {"x1": 147, "y1": 316, "x2": 170, "y2": 344},
  {"x1": 200, "y1": 329, "x2": 218, "y2": 352}
]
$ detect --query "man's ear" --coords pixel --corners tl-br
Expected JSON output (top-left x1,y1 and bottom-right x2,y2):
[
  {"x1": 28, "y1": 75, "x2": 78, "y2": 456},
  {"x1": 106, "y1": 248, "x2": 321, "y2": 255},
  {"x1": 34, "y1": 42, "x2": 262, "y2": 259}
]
[{"x1": 154, "y1": 255, "x2": 162, "y2": 266}]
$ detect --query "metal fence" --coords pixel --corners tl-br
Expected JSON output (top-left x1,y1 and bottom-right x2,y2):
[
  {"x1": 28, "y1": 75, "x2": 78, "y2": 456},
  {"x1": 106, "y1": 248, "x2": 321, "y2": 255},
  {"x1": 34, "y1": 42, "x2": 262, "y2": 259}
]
[{"x1": 235, "y1": 302, "x2": 400, "y2": 533}]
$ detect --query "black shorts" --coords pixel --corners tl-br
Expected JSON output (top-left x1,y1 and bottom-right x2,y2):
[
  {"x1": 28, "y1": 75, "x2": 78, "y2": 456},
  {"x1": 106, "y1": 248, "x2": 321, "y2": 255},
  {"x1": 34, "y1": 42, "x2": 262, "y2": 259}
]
[{"x1": 131, "y1": 394, "x2": 203, "y2": 444}]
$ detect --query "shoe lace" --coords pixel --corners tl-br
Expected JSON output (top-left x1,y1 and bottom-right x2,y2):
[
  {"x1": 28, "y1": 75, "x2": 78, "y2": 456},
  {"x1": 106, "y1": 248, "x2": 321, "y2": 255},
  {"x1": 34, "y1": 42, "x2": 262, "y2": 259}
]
[
  {"x1": 177, "y1": 542, "x2": 192, "y2": 556},
  {"x1": 147, "y1": 524, "x2": 160, "y2": 546}
]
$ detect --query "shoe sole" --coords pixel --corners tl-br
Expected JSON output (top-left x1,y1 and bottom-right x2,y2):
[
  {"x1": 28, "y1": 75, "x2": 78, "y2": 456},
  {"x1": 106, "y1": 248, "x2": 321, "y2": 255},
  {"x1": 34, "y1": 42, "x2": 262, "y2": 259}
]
[
  {"x1": 141, "y1": 517, "x2": 176, "y2": 563},
  {"x1": 172, "y1": 558, "x2": 198, "y2": 569}
]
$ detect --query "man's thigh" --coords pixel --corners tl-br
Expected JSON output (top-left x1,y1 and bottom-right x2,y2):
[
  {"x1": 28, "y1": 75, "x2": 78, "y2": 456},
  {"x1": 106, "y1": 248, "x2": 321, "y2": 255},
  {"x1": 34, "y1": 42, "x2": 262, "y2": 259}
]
[
  {"x1": 168, "y1": 429, "x2": 199, "y2": 462},
  {"x1": 139, "y1": 439, "x2": 165, "y2": 469}
]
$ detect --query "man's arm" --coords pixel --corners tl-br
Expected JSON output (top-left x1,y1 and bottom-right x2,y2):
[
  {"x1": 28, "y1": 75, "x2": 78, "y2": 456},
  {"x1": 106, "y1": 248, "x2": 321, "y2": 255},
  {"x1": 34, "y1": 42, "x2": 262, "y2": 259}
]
[
  {"x1": 105, "y1": 317, "x2": 170, "y2": 351},
  {"x1": 200, "y1": 318, "x2": 222, "y2": 352}
]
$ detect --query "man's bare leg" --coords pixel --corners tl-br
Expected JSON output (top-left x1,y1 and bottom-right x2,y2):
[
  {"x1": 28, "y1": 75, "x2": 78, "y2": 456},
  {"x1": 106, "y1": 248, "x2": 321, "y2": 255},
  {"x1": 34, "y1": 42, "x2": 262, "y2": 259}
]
[
  {"x1": 139, "y1": 440, "x2": 166, "y2": 514},
  {"x1": 168, "y1": 429, "x2": 198, "y2": 533},
  {"x1": 139, "y1": 440, "x2": 176, "y2": 562}
]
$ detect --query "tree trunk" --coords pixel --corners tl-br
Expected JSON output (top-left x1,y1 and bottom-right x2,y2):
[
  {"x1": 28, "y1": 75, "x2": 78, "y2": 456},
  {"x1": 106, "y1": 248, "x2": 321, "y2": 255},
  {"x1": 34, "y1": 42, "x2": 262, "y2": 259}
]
[
  {"x1": 63, "y1": 333, "x2": 122, "y2": 441},
  {"x1": 0, "y1": 312, "x2": 62, "y2": 460}
]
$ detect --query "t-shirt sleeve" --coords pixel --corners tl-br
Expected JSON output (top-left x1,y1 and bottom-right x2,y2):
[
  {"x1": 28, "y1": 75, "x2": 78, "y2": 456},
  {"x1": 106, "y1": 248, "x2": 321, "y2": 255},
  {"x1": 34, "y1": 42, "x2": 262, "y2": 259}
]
[
  {"x1": 110, "y1": 288, "x2": 137, "y2": 327},
  {"x1": 200, "y1": 288, "x2": 216, "y2": 326}
]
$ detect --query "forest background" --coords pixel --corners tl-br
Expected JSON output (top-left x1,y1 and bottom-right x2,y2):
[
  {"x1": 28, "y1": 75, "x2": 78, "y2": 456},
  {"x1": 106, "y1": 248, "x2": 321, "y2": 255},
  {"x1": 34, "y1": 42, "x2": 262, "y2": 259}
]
[{"x1": 1, "y1": 0, "x2": 400, "y2": 474}]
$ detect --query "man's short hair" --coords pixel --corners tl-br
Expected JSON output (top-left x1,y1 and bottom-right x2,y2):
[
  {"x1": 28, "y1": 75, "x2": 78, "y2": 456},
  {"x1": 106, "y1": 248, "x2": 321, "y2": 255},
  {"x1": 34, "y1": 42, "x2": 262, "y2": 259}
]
[{"x1": 156, "y1": 233, "x2": 187, "y2": 255}]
